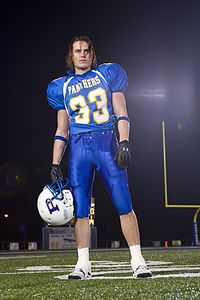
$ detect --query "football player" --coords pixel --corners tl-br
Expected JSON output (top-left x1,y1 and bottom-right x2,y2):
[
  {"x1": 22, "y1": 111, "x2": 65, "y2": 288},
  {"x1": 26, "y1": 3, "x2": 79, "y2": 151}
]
[{"x1": 47, "y1": 35, "x2": 152, "y2": 279}]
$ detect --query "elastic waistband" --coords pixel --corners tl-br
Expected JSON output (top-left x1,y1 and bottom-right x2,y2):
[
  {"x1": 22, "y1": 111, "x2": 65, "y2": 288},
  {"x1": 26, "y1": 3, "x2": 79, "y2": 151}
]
[
  {"x1": 86, "y1": 128, "x2": 114, "y2": 136},
  {"x1": 71, "y1": 128, "x2": 115, "y2": 143}
]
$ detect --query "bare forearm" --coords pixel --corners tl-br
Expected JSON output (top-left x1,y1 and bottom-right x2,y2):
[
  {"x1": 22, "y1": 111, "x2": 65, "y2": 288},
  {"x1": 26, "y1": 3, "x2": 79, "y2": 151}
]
[
  {"x1": 52, "y1": 140, "x2": 67, "y2": 164},
  {"x1": 52, "y1": 110, "x2": 69, "y2": 165},
  {"x1": 118, "y1": 119, "x2": 130, "y2": 142},
  {"x1": 112, "y1": 92, "x2": 130, "y2": 142}
]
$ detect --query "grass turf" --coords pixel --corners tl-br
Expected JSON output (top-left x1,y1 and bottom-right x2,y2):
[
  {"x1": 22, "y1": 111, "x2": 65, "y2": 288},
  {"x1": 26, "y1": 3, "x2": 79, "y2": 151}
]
[{"x1": 0, "y1": 249, "x2": 199, "y2": 299}]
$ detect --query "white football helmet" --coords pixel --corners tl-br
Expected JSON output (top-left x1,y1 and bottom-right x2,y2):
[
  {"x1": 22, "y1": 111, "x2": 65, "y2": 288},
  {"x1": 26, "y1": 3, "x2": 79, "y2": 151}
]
[{"x1": 37, "y1": 179, "x2": 74, "y2": 226}]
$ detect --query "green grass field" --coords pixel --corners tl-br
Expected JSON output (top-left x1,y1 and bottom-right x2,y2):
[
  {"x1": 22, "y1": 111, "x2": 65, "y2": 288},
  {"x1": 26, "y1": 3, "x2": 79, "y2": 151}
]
[{"x1": 0, "y1": 248, "x2": 200, "y2": 299}]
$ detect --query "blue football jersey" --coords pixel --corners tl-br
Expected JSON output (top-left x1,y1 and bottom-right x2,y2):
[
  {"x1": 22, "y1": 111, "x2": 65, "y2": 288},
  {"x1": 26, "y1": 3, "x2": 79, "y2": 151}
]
[{"x1": 47, "y1": 63, "x2": 128, "y2": 135}]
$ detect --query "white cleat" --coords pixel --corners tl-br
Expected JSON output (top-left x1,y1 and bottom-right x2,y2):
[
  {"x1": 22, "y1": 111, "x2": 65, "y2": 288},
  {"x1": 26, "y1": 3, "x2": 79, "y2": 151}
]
[
  {"x1": 68, "y1": 262, "x2": 92, "y2": 280},
  {"x1": 133, "y1": 265, "x2": 152, "y2": 278}
]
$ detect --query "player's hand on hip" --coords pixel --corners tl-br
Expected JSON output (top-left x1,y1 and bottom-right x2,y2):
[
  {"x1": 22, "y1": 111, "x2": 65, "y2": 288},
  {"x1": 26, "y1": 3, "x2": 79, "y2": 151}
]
[
  {"x1": 114, "y1": 140, "x2": 131, "y2": 169},
  {"x1": 51, "y1": 164, "x2": 64, "y2": 182}
]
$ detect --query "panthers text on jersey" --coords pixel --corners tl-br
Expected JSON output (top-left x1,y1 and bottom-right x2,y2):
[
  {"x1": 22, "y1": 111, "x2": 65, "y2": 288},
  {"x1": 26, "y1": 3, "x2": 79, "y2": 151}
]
[{"x1": 47, "y1": 63, "x2": 128, "y2": 135}]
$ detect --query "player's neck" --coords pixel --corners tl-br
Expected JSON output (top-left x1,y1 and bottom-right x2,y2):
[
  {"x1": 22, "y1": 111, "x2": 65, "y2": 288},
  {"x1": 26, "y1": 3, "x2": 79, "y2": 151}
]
[{"x1": 75, "y1": 67, "x2": 91, "y2": 75}]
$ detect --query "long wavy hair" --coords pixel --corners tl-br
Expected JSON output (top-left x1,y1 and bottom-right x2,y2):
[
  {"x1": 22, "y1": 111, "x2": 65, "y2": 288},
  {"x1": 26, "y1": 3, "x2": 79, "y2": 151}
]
[{"x1": 65, "y1": 35, "x2": 97, "y2": 72}]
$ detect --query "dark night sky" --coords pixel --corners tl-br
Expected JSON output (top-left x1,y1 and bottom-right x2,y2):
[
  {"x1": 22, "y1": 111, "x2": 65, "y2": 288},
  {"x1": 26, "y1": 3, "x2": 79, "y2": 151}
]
[{"x1": 0, "y1": 0, "x2": 200, "y2": 246}]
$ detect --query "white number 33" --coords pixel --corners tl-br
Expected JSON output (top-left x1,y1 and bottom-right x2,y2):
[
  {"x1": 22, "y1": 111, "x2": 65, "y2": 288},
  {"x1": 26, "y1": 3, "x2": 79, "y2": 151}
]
[{"x1": 69, "y1": 87, "x2": 110, "y2": 124}]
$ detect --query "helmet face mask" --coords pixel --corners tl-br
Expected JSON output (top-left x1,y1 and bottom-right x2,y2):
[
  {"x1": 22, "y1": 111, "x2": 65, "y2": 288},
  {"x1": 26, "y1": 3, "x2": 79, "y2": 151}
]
[{"x1": 37, "y1": 179, "x2": 74, "y2": 226}]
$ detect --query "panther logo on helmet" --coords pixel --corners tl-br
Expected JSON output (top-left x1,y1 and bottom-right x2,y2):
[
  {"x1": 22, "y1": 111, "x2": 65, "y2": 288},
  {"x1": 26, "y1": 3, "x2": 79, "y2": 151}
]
[{"x1": 37, "y1": 178, "x2": 74, "y2": 226}]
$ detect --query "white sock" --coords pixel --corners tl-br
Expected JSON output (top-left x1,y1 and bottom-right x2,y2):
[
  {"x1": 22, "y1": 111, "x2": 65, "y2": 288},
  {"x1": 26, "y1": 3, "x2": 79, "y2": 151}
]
[
  {"x1": 77, "y1": 247, "x2": 89, "y2": 264},
  {"x1": 129, "y1": 245, "x2": 146, "y2": 270}
]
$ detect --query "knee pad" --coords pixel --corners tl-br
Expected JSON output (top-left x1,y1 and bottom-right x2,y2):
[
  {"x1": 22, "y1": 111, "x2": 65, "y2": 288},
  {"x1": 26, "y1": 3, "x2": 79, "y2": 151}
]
[
  {"x1": 110, "y1": 176, "x2": 133, "y2": 215},
  {"x1": 72, "y1": 186, "x2": 91, "y2": 218}
]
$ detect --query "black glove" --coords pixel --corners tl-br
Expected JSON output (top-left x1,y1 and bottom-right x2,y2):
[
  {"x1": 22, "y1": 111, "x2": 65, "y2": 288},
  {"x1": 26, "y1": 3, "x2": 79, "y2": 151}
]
[
  {"x1": 51, "y1": 164, "x2": 64, "y2": 182},
  {"x1": 114, "y1": 140, "x2": 131, "y2": 169}
]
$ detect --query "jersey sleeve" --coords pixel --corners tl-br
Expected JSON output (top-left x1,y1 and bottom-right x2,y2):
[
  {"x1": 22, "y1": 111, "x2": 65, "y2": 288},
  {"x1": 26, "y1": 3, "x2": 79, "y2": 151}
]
[
  {"x1": 47, "y1": 77, "x2": 65, "y2": 110},
  {"x1": 100, "y1": 63, "x2": 128, "y2": 93}
]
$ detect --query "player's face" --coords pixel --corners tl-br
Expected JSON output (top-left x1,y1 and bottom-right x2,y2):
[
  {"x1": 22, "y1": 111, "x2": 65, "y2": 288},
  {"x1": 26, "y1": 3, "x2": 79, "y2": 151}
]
[{"x1": 72, "y1": 41, "x2": 93, "y2": 74}]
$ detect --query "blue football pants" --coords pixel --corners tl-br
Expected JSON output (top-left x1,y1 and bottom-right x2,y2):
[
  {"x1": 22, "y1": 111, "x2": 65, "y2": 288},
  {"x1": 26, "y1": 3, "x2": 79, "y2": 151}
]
[{"x1": 68, "y1": 129, "x2": 133, "y2": 218}]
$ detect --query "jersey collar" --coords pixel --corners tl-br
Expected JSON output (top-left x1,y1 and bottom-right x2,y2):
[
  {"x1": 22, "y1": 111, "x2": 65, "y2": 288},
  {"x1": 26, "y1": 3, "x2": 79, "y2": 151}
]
[{"x1": 66, "y1": 68, "x2": 94, "y2": 77}]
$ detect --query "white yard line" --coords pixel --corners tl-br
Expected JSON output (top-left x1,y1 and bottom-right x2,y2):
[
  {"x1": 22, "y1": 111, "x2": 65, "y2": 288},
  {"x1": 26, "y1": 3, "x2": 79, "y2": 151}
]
[
  {"x1": 56, "y1": 273, "x2": 200, "y2": 280},
  {"x1": 0, "y1": 255, "x2": 46, "y2": 260},
  {"x1": 1, "y1": 260, "x2": 200, "y2": 280}
]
